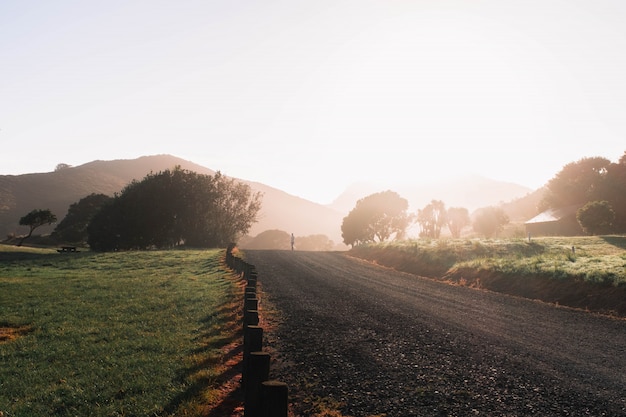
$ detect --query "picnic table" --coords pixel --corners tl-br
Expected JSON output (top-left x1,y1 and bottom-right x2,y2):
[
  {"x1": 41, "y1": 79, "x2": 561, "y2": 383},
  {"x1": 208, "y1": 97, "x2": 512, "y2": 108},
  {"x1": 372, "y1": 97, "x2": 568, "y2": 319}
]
[{"x1": 57, "y1": 246, "x2": 79, "y2": 253}]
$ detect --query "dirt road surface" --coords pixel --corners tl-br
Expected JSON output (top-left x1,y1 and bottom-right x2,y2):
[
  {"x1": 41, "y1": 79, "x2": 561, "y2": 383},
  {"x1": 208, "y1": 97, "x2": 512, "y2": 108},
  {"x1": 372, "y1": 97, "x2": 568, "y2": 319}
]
[{"x1": 244, "y1": 250, "x2": 626, "y2": 417}]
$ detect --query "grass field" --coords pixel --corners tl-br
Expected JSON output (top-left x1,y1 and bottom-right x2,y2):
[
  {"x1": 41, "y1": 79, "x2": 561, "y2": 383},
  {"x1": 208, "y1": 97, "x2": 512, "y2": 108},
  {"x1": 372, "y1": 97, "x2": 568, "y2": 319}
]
[
  {"x1": 0, "y1": 246, "x2": 242, "y2": 417},
  {"x1": 349, "y1": 236, "x2": 626, "y2": 316}
]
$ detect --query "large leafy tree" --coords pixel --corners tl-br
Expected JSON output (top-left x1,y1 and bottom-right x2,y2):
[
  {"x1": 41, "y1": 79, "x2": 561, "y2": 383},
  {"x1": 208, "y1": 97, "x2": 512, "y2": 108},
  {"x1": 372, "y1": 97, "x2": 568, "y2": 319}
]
[
  {"x1": 604, "y1": 151, "x2": 626, "y2": 232},
  {"x1": 541, "y1": 156, "x2": 611, "y2": 210},
  {"x1": 540, "y1": 152, "x2": 626, "y2": 233},
  {"x1": 416, "y1": 200, "x2": 447, "y2": 238},
  {"x1": 52, "y1": 193, "x2": 112, "y2": 244},
  {"x1": 447, "y1": 207, "x2": 470, "y2": 238},
  {"x1": 18, "y1": 209, "x2": 57, "y2": 245},
  {"x1": 472, "y1": 206, "x2": 509, "y2": 238},
  {"x1": 242, "y1": 229, "x2": 291, "y2": 250},
  {"x1": 87, "y1": 168, "x2": 262, "y2": 251},
  {"x1": 341, "y1": 190, "x2": 409, "y2": 247},
  {"x1": 576, "y1": 201, "x2": 615, "y2": 235}
]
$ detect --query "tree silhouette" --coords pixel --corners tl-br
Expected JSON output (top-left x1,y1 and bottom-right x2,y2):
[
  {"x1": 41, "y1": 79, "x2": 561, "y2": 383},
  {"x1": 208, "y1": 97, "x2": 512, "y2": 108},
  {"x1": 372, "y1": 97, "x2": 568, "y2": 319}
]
[
  {"x1": 18, "y1": 209, "x2": 57, "y2": 245},
  {"x1": 416, "y1": 200, "x2": 447, "y2": 238},
  {"x1": 577, "y1": 201, "x2": 615, "y2": 235},
  {"x1": 542, "y1": 157, "x2": 611, "y2": 210},
  {"x1": 52, "y1": 193, "x2": 111, "y2": 244},
  {"x1": 342, "y1": 190, "x2": 410, "y2": 247},
  {"x1": 472, "y1": 206, "x2": 509, "y2": 238},
  {"x1": 87, "y1": 168, "x2": 262, "y2": 251},
  {"x1": 447, "y1": 207, "x2": 470, "y2": 238}
]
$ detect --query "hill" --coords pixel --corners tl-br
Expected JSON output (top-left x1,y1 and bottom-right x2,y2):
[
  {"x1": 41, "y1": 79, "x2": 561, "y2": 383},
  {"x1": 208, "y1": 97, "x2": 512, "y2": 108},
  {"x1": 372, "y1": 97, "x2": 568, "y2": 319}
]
[
  {"x1": 1, "y1": 155, "x2": 538, "y2": 247},
  {"x1": 0, "y1": 155, "x2": 345, "y2": 245},
  {"x1": 328, "y1": 175, "x2": 533, "y2": 214}
]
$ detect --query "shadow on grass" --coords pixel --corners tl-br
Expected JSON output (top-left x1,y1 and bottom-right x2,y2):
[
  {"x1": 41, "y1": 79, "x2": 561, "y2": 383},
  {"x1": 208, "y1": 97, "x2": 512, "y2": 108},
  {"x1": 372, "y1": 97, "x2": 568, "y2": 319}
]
[
  {"x1": 162, "y1": 292, "x2": 245, "y2": 416},
  {"x1": 601, "y1": 235, "x2": 626, "y2": 250},
  {"x1": 0, "y1": 245, "x2": 92, "y2": 262},
  {"x1": 162, "y1": 340, "x2": 244, "y2": 416}
]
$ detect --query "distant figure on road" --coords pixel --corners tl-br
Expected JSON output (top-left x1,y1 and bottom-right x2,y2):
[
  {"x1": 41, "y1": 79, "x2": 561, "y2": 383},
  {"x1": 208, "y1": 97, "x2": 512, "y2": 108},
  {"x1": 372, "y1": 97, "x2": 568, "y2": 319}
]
[{"x1": 291, "y1": 233, "x2": 295, "y2": 251}]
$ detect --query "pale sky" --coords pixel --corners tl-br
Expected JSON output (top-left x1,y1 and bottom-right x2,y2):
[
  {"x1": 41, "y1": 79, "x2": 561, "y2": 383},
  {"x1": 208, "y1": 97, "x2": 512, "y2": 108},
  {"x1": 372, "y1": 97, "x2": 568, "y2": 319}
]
[{"x1": 1, "y1": 0, "x2": 625, "y2": 204}]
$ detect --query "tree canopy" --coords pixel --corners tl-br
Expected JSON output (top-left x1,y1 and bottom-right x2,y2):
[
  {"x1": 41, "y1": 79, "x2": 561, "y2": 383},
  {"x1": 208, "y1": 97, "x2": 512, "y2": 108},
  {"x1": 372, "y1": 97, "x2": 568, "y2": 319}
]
[
  {"x1": 18, "y1": 208, "x2": 57, "y2": 245},
  {"x1": 542, "y1": 156, "x2": 611, "y2": 210},
  {"x1": 416, "y1": 200, "x2": 447, "y2": 238},
  {"x1": 542, "y1": 152, "x2": 626, "y2": 233},
  {"x1": 87, "y1": 168, "x2": 262, "y2": 251},
  {"x1": 472, "y1": 206, "x2": 509, "y2": 238},
  {"x1": 576, "y1": 201, "x2": 615, "y2": 235},
  {"x1": 341, "y1": 190, "x2": 410, "y2": 247},
  {"x1": 446, "y1": 207, "x2": 471, "y2": 238},
  {"x1": 52, "y1": 193, "x2": 112, "y2": 244}
]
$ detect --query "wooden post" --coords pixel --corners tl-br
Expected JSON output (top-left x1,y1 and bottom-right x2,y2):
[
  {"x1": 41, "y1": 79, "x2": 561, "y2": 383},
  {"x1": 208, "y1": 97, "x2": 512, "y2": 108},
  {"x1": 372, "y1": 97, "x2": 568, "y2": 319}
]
[
  {"x1": 243, "y1": 325, "x2": 263, "y2": 385},
  {"x1": 244, "y1": 352, "x2": 270, "y2": 417},
  {"x1": 261, "y1": 380, "x2": 288, "y2": 417},
  {"x1": 245, "y1": 297, "x2": 259, "y2": 312},
  {"x1": 244, "y1": 310, "x2": 259, "y2": 326}
]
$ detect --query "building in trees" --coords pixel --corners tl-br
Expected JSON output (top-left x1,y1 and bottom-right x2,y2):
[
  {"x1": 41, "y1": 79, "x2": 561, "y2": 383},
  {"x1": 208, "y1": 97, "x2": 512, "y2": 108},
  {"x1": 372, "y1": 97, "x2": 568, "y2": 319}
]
[
  {"x1": 530, "y1": 152, "x2": 626, "y2": 235},
  {"x1": 524, "y1": 205, "x2": 583, "y2": 237}
]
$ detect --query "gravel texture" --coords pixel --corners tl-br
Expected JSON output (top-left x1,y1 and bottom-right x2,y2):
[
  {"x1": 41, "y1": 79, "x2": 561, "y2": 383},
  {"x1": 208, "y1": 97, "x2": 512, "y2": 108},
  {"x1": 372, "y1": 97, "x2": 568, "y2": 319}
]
[{"x1": 244, "y1": 250, "x2": 626, "y2": 417}]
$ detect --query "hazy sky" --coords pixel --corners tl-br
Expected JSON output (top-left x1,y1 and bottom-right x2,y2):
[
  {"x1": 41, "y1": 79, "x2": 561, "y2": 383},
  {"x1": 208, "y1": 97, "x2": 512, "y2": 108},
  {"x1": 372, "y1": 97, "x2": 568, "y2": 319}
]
[{"x1": 2, "y1": 1, "x2": 625, "y2": 204}]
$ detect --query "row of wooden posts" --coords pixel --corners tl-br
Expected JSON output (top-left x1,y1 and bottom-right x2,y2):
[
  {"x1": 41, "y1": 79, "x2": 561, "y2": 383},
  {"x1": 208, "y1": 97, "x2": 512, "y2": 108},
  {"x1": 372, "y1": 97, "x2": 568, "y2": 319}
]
[{"x1": 225, "y1": 245, "x2": 289, "y2": 417}]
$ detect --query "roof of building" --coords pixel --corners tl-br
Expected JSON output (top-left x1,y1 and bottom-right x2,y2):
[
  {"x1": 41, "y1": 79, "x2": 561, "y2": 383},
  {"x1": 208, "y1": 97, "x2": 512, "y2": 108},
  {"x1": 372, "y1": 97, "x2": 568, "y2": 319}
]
[{"x1": 524, "y1": 205, "x2": 580, "y2": 225}]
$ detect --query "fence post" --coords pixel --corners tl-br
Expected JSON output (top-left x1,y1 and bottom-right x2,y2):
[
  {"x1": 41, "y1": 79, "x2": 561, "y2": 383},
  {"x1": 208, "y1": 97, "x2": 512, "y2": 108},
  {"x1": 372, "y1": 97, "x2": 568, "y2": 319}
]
[
  {"x1": 243, "y1": 325, "x2": 263, "y2": 385},
  {"x1": 261, "y1": 380, "x2": 288, "y2": 417},
  {"x1": 244, "y1": 351, "x2": 270, "y2": 417},
  {"x1": 245, "y1": 297, "x2": 259, "y2": 312},
  {"x1": 244, "y1": 309, "x2": 259, "y2": 326}
]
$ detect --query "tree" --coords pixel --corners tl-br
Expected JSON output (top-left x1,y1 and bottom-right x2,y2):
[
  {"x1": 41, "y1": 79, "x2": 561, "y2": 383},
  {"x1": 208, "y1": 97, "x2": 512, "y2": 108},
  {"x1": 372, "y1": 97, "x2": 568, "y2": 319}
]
[
  {"x1": 241, "y1": 230, "x2": 291, "y2": 250},
  {"x1": 294, "y1": 234, "x2": 335, "y2": 251},
  {"x1": 52, "y1": 194, "x2": 112, "y2": 244},
  {"x1": 55, "y1": 163, "x2": 72, "y2": 171},
  {"x1": 541, "y1": 157, "x2": 611, "y2": 210},
  {"x1": 447, "y1": 207, "x2": 470, "y2": 238},
  {"x1": 18, "y1": 209, "x2": 57, "y2": 245},
  {"x1": 472, "y1": 206, "x2": 509, "y2": 238},
  {"x1": 341, "y1": 190, "x2": 410, "y2": 247},
  {"x1": 87, "y1": 168, "x2": 262, "y2": 251},
  {"x1": 605, "y1": 151, "x2": 626, "y2": 232},
  {"x1": 577, "y1": 201, "x2": 615, "y2": 235},
  {"x1": 416, "y1": 200, "x2": 447, "y2": 238}
]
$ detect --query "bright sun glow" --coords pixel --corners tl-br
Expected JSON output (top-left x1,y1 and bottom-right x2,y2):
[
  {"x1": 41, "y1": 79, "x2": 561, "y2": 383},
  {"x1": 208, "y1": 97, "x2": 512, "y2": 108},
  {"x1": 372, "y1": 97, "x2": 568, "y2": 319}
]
[{"x1": 1, "y1": 1, "x2": 625, "y2": 204}]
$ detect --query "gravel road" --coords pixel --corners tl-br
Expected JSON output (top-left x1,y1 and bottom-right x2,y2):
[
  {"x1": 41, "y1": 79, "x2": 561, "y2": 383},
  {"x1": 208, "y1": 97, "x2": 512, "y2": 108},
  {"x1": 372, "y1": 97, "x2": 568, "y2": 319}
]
[{"x1": 244, "y1": 250, "x2": 626, "y2": 417}]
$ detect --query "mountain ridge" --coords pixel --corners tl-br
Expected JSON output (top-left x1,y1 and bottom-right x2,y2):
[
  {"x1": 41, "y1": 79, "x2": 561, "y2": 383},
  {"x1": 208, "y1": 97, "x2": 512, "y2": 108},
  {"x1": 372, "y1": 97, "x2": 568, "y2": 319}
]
[{"x1": 0, "y1": 154, "x2": 537, "y2": 245}]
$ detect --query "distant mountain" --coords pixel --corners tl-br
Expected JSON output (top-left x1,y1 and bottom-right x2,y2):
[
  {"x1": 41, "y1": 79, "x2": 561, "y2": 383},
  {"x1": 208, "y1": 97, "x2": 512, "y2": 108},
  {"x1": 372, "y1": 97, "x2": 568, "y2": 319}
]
[
  {"x1": 0, "y1": 155, "x2": 538, "y2": 247},
  {"x1": 0, "y1": 155, "x2": 345, "y2": 245},
  {"x1": 328, "y1": 175, "x2": 533, "y2": 214}
]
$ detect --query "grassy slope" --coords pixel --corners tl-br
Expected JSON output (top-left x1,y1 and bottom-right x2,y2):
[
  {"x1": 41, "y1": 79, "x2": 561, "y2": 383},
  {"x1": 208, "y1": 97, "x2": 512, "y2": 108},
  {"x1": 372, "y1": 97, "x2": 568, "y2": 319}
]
[
  {"x1": 349, "y1": 236, "x2": 626, "y2": 317},
  {"x1": 0, "y1": 246, "x2": 243, "y2": 417}
]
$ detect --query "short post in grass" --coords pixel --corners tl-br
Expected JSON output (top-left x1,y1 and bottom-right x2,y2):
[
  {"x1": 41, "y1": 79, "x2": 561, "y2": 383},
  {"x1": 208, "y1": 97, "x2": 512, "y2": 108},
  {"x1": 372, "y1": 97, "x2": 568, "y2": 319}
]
[
  {"x1": 261, "y1": 380, "x2": 288, "y2": 417},
  {"x1": 245, "y1": 351, "x2": 271, "y2": 417},
  {"x1": 243, "y1": 325, "x2": 263, "y2": 385},
  {"x1": 244, "y1": 310, "x2": 259, "y2": 326},
  {"x1": 245, "y1": 297, "x2": 259, "y2": 312},
  {"x1": 248, "y1": 275, "x2": 257, "y2": 288},
  {"x1": 245, "y1": 286, "x2": 257, "y2": 298}
]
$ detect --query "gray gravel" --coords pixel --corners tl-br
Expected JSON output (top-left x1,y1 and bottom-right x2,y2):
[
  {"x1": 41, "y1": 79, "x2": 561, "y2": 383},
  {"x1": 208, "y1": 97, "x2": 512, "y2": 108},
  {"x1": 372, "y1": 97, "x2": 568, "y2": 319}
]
[{"x1": 244, "y1": 250, "x2": 626, "y2": 417}]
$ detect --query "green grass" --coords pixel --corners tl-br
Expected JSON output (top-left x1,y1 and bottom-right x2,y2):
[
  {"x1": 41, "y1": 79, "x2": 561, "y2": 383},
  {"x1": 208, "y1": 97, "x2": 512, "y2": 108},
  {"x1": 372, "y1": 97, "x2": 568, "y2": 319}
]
[
  {"x1": 349, "y1": 236, "x2": 626, "y2": 316},
  {"x1": 350, "y1": 236, "x2": 626, "y2": 287},
  {"x1": 0, "y1": 246, "x2": 242, "y2": 417}
]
